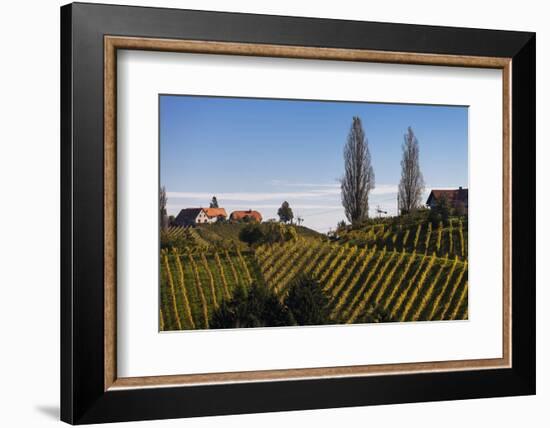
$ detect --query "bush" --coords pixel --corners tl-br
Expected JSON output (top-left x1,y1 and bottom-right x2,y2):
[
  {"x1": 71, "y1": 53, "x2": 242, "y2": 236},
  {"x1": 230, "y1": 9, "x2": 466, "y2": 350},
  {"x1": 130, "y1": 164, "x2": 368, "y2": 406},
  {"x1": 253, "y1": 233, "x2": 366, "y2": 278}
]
[
  {"x1": 238, "y1": 223, "x2": 297, "y2": 246},
  {"x1": 210, "y1": 284, "x2": 293, "y2": 329},
  {"x1": 429, "y1": 196, "x2": 451, "y2": 225},
  {"x1": 262, "y1": 222, "x2": 296, "y2": 244},
  {"x1": 284, "y1": 275, "x2": 331, "y2": 325},
  {"x1": 239, "y1": 224, "x2": 265, "y2": 246}
]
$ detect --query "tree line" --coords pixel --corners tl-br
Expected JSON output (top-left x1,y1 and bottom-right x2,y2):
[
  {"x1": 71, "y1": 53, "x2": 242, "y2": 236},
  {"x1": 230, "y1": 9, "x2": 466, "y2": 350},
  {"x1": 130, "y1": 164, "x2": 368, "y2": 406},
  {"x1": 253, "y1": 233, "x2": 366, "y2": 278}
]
[{"x1": 340, "y1": 117, "x2": 425, "y2": 225}]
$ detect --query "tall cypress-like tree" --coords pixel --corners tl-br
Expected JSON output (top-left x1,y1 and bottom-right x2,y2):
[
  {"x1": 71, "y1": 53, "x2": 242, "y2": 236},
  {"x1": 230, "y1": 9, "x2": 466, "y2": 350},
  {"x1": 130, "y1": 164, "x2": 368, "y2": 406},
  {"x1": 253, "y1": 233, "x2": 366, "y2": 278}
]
[
  {"x1": 340, "y1": 117, "x2": 375, "y2": 224},
  {"x1": 398, "y1": 127, "x2": 425, "y2": 214}
]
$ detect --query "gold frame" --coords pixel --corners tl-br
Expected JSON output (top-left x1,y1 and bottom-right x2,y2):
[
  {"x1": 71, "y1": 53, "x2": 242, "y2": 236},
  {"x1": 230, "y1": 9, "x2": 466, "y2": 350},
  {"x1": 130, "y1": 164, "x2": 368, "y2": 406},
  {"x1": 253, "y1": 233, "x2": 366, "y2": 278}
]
[{"x1": 104, "y1": 36, "x2": 512, "y2": 391}]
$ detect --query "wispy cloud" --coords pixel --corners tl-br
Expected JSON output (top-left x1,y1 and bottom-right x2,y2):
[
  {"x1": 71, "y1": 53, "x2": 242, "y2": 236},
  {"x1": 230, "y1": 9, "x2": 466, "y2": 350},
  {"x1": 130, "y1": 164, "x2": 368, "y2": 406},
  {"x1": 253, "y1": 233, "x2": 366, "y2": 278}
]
[
  {"x1": 167, "y1": 190, "x2": 340, "y2": 201},
  {"x1": 267, "y1": 180, "x2": 398, "y2": 195},
  {"x1": 167, "y1": 203, "x2": 342, "y2": 210},
  {"x1": 267, "y1": 179, "x2": 340, "y2": 188},
  {"x1": 371, "y1": 184, "x2": 398, "y2": 195},
  {"x1": 168, "y1": 182, "x2": 403, "y2": 201},
  {"x1": 166, "y1": 184, "x2": 462, "y2": 232}
]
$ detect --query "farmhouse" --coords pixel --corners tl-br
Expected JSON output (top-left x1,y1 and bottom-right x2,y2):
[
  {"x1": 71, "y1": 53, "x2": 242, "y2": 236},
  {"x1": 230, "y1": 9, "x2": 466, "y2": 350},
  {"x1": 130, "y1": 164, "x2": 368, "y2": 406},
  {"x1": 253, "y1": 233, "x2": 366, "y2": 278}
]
[
  {"x1": 203, "y1": 207, "x2": 228, "y2": 222},
  {"x1": 174, "y1": 207, "x2": 227, "y2": 226},
  {"x1": 426, "y1": 187, "x2": 468, "y2": 212},
  {"x1": 230, "y1": 209, "x2": 263, "y2": 223}
]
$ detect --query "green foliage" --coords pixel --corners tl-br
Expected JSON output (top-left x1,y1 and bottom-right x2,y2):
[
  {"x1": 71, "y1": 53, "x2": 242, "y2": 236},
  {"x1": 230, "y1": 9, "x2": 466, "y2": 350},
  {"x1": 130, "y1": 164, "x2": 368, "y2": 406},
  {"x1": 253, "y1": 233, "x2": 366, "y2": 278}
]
[
  {"x1": 284, "y1": 275, "x2": 331, "y2": 325},
  {"x1": 429, "y1": 196, "x2": 451, "y2": 225},
  {"x1": 277, "y1": 201, "x2": 294, "y2": 224},
  {"x1": 239, "y1": 224, "x2": 265, "y2": 246},
  {"x1": 210, "y1": 283, "x2": 293, "y2": 329},
  {"x1": 238, "y1": 222, "x2": 298, "y2": 246},
  {"x1": 210, "y1": 196, "x2": 219, "y2": 208},
  {"x1": 260, "y1": 222, "x2": 296, "y2": 244}
]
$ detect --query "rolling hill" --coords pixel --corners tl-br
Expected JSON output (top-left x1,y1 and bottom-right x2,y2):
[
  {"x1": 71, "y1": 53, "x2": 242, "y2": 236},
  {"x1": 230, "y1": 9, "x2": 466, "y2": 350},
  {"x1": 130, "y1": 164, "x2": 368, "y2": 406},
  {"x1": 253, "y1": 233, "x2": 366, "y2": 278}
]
[{"x1": 160, "y1": 226, "x2": 468, "y2": 330}]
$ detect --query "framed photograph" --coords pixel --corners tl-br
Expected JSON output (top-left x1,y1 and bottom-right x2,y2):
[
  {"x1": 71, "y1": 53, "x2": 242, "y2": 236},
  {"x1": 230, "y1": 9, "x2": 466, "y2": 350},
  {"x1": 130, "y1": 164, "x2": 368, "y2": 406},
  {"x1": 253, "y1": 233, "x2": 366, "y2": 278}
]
[{"x1": 61, "y1": 2, "x2": 535, "y2": 424}]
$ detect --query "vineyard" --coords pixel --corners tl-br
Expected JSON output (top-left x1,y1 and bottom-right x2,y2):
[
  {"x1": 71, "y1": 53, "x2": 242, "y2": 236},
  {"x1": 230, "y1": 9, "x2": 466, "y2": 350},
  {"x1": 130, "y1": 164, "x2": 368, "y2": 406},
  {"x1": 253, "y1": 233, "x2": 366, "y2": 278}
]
[
  {"x1": 338, "y1": 217, "x2": 468, "y2": 260},
  {"x1": 255, "y1": 239, "x2": 468, "y2": 324},
  {"x1": 160, "y1": 220, "x2": 468, "y2": 331},
  {"x1": 160, "y1": 247, "x2": 262, "y2": 331}
]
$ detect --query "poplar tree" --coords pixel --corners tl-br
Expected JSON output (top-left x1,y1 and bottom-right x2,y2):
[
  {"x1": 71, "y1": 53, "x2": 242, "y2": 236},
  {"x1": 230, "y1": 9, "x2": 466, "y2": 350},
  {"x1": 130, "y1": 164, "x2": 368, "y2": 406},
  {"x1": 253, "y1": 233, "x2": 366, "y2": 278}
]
[
  {"x1": 340, "y1": 117, "x2": 375, "y2": 224},
  {"x1": 398, "y1": 127, "x2": 425, "y2": 214}
]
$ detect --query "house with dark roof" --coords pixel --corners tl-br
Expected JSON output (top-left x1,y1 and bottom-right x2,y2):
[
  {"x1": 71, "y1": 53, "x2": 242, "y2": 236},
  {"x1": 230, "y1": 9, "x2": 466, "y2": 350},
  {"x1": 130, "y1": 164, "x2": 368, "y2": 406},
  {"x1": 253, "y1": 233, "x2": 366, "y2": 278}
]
[
  {"x1": 230, "y1": 210, "x2": 262, "y2": 223},
  {"x1": 426, "y1": 187, "x2": 468, "y2": 212},
  {"x1": 174, "y1": 207, "x2": 227, "y2": 227},
  {"x1": 174, "y1": 208, "x2": 207, "y2": 227}
]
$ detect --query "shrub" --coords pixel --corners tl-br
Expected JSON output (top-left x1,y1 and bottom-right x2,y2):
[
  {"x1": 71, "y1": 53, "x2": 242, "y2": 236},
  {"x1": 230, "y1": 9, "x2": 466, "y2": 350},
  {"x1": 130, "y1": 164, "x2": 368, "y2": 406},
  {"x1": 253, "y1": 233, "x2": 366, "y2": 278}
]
[
  {"x1": 210, "y1": 283, "x2": 292, "y2": 329},
  {"x1": 284, "y1": 275, "x2": 331, "y2": 325},
  {"x1": 239, "y1": 224, "x2": 265, "y2": 246},
  {"x1": 241, "y1": 223, "x2": 298, "y2": 245},
  {"x1": 429, "y1": 196, "x2": 451, "y2": 225}
]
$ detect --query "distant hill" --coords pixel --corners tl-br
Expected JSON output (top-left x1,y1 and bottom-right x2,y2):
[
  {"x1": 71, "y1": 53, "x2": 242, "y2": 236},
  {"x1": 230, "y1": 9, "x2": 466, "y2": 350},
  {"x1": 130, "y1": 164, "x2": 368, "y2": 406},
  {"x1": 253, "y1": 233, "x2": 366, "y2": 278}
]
[
  {"x1": 292, "y1": 225, "x2": 326, "y2": 239},
  {"x1": 193, "y1": 223, "x2": 249, "y2": 250},
  {"x1": 163, "y1": 222, "x2": 326, "y2": 252}
]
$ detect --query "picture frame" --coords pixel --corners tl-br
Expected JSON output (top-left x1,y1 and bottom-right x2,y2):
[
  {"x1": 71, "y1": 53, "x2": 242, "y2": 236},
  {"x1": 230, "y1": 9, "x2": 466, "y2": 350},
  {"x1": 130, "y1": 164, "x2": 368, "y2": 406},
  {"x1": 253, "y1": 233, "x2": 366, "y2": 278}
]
[{"x1": 61, "y1": 2, "x2": 535, "y2": 424}]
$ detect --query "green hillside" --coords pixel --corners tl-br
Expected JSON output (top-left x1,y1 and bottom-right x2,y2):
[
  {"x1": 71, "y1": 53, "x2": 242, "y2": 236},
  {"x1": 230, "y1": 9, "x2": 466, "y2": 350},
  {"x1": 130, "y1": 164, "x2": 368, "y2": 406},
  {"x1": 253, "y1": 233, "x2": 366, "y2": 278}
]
[
  {"x1": 256, "y1": 239, "x2": 468, "y2": 323},
  {"x1": 160, "y1": 214, "x2": 468, "y2": 331},
  {"x1": 338, "y1": 217, "x2": 468, "y2": 261},
  {"x1": 160, "y1": 247, "x2": 262, "y2": 331},
  {"x1": 160, "y1": 238, "x2": 468, "y2": 331},
  {"x1": 162, "y1": 223, "x2": 324, "y2": 252}
]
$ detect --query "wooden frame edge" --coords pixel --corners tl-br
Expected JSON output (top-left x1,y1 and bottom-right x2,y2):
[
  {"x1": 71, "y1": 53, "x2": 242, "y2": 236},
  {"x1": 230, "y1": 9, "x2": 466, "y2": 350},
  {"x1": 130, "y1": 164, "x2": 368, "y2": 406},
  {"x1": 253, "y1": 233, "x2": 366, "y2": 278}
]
[
  {"x1": 105, "y1": 35, "x2": 511, "y2": 68},
  {"x1": 104, "y1": 36, "x2": 117, "y2": 390},
  {"x1": 502, "y1": 61, "x2": 512, "y2": 369},
  {"x1": 110, "y1": 357, "x2": 508, "y2": 390},
  {"x1": 103, "y1": 35, "x2": 512, "y2": 391}
]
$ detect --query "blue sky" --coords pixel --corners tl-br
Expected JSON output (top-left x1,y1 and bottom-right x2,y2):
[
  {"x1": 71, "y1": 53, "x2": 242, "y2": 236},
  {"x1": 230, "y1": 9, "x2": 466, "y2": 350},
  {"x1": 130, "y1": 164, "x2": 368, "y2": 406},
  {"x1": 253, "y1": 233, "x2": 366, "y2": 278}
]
[{"x1": 160, "y1": 95, "x2": 468, "y2": 232}]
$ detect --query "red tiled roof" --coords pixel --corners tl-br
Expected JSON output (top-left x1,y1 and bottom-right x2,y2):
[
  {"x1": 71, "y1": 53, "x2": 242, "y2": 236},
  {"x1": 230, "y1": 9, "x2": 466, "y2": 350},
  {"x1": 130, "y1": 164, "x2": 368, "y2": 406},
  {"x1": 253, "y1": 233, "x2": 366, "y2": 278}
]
[
  {"x1": 230, "y1": 210, "x2": 262, "y2": 222},
  {"x1": 203, "y1": 208, "x2": 227, "y2": 218}
]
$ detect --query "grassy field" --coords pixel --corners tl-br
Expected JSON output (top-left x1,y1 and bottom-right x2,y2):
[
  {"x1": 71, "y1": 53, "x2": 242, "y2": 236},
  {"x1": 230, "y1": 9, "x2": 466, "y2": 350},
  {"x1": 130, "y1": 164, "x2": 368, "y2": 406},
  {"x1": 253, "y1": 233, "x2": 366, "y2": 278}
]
[{"x1": 160, "y1": 219, "x2": 468, "y2": 331}]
